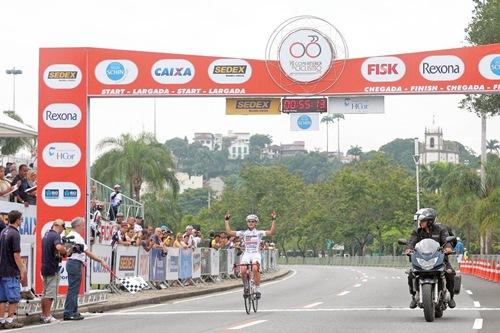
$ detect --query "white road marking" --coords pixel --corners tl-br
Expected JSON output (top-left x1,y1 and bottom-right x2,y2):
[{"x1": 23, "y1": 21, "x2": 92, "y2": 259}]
[
  {"x1": 337, "y1": 291, "x2": 351, "y2": 296},
  {"x1": 303, "y1": 302, "x2": 323, "y2": 308},
  {"x1": 474, "y1": 301, "x2": 481, "y2": 308},
  {"x1": 354, "y1": 284, "x2": 362, "y2": 288},
  {"x1": 472, "y1": 318, "x2": 483, "y2": 330},
  {"x1": 396, "y1": 276, "x2": 401, "y2": 280},
  {"x1": 466, "y1": 290, "x2": 473, "y2": 295},
  {"x1": 228, "y1": 320, "x2": 267, "y2": 330},
  {"x1": 384, "y1": 277, "x2": 388, "y2": 279},
  {"x1": 391, "y1": 276, "x2": 396, "y2": 279},
  {"x1": 99, "y1": 307, "x2": 500, "y2": 316},
  {"x1": 171, "y1": 269, "x2": 298, "y2": 305},
  {"x1": 362, "y1": 279, "x2": 368, "y2": 282}
]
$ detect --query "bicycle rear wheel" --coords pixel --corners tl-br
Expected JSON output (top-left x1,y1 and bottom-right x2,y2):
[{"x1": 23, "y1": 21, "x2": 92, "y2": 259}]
[{"x1": 252, "y1": 294, "x2": 258, "y2": 313}]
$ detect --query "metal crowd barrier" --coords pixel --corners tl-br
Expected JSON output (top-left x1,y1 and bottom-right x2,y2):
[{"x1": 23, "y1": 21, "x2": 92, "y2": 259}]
[{"x1": 92, "y1": 246, "x2": 279, "y2": 289}]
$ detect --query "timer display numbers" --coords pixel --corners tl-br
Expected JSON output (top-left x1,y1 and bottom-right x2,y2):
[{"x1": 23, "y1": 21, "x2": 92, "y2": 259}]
[{"x1": 281, "y1": 98, "x2": 328, "y2": 113}]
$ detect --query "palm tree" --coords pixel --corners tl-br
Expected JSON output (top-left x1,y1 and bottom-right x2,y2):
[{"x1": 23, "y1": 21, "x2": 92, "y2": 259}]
[
  {"x1": 331, "y1": 113, "x2": 345, "y2": 157},
  {"x1": 93, "y1": 132, "x2": 179, "y2": 201},
  {"x1": 486, "y1": 139, "x2": 500, "y2": 154},
  {"x1": 346, "y1": 145, "x2": 362, "y2": 158},
  {"x1": 320, "y1": 115, "x2": 334, "y2": 153}
]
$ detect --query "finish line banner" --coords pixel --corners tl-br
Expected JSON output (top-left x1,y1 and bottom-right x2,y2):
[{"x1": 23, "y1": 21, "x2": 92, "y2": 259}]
[
  {"x1": 226, "y1": 98, "x2": 281, "y2": 115},
  {"x1": 329, "y1": 96, "x2": 385, "y2": 114}
]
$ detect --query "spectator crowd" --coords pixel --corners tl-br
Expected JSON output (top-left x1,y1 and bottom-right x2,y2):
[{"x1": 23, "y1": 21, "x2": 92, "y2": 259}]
[{"x1": 0, "y1": 163, "x2": 37, "y2": 206}]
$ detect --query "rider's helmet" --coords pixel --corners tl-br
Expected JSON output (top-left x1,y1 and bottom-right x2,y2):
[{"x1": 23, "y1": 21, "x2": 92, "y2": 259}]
[
  {"x1": 245, "y1": 214, "x2": 259, "y2": 223},
  {"x1": 417, "y1": 208, "x2": 437, "y2": 226},
  {"x1": 413, "y1": 208, "x2": 426, "y2": 222}
]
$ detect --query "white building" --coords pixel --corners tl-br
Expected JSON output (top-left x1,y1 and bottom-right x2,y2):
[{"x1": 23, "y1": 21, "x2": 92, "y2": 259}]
[
  {"x1": 420, "y1": 126, "x2": 459, "y2": 165},
  {"x1": 226, "y1": 131, "x2": 250, "y2": 159},
  {"x1": 193, "y1": 133, "x2": 220, "y2": 151},
  {"x1": 280, "y1": 141, "x2": 307, "y2": 157},
  {"x1": 206, "y1": 177, "x2": 225, "y2": 197},
  {"x1": 176, "y1": 172, "x2": 203, "y2": 193}
]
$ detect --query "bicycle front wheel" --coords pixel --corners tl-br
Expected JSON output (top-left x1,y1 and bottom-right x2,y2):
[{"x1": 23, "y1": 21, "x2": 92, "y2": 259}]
[
  {"x1": 252, "y1": 295, "x2": 258, "y2": 312},
  {"x1": 243, "y1": 281, "x2": 251, "y2": 314}
]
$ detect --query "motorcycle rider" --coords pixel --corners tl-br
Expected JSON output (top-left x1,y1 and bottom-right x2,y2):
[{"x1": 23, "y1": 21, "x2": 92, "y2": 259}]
[{"x1": 405, "y1": 208, "x2": 456, "y2": 309}]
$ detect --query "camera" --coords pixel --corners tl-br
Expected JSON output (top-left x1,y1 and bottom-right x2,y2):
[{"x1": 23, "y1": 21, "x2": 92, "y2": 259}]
[{"x1": 62, "y1": 235, "x2": 85, "y2": 255}]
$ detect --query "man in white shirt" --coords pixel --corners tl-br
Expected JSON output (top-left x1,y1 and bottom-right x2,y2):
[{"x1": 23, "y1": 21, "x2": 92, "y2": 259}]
[
  {"x1": 108, "y1": 185, "x2": 123, "y2": 220},
  {"x1": 63, "y1": 217, "x2": 109, "y2": 321},
  {"x1": 225, "y1": 211, "x2": 276, "y2": 299}
]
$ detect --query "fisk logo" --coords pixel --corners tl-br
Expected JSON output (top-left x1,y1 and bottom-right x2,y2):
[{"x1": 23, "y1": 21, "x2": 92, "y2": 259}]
[
  {"x1": 151, "y1": 59, "x2": 195, "y2": 84},
  {"x1": 43, "y1": 64, "x2": 82, "y2": 89},
  {"x1": 42, "y1": 142, "x2": 81, "y2": 167},
  {"x1": 361, "y1": 56, "x2": 406, "y2": 82},
  {"x1": 95, "y1": 60, "x2": 138, "y2": 85}
]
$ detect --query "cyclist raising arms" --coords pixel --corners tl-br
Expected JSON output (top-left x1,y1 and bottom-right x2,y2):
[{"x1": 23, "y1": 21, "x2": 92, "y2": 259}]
[{"x1": 225, "y1": 211, "x2": 276, "y2": 299}]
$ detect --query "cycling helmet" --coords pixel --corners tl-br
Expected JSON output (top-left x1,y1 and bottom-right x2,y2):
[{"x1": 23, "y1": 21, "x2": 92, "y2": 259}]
[
  {"x1": 417, "y1": 208, "x2": 437, "y2": 225},
  {"x1": 246, "y1": 214, "x2": 259, "y2": 223}
]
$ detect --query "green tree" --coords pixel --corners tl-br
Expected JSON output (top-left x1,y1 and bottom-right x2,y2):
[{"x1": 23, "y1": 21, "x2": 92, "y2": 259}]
[
  {"x1": 331, "y1": 113, "x2": 345, "y2": 156},
  {"x1": 178, "y1": 188, "x2": 211, "y2": 216},
  {"x1": 347, "y1": 145, "x2": 363, "y2": 157},
  {"x1": 378, "y1": 138, "x2": 415, "y2": 171},
  {"x1": 486, "y1": 139, "x2": 500, "y2": 154},
  {"x1": 93, "y1": 132, "x2": 178, "y2": 201},
  {"x1": 249, "y1": 134, "x2": 272, "y2": 155},
  {"x1": 143, "y1": 189, "x2": 181, "y2": 231}
]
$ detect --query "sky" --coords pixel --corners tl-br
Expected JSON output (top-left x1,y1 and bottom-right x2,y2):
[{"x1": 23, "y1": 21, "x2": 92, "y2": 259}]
[{"x1": 1, "y1": 0, "x2": 499, "y2": 161}]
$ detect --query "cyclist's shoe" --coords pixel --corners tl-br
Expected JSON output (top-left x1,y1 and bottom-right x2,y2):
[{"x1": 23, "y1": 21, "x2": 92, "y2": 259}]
[
  {"x1": 409, "y1": 297, "x2": 418, "y2": 309},
  {"x1": 255, "y1": 292, "x2": 261, "y2": 299},
  {"x1": 448, "y1": 298, "x2": 456, "y2": 308},
  {"x1": 4, "y1": 320, "x2": 24, "y2": 329},
  {"x1": 243, "y1": 288, "x2": 250, "y2": 298}
]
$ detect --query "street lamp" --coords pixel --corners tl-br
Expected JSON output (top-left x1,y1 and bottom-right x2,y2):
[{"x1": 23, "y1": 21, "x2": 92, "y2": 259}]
[
  {"x1": 5, "y1": 67, "x2": 22, "y2": 113},
  {"x1": 412, "y1": 138, "x2": 420, "y2": 211}
]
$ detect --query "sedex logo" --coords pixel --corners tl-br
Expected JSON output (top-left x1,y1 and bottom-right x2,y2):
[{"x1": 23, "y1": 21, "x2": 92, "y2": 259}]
[
  {"x1": 361, "y1": 56, "x2": 406, "y2": 82},
  {"x1": 151, "y1": 59, "x2": 195, "y2": 84},
  {"x1": 43, "y1": 64, "x2": 82, "y2": 89},
  {"x1": 208, "y1": 59, "x2": 252, "y2": 84},
  {"x1": 43, "y1": 104, "x2": 81, "y2": 128},
  {"x1": 419, "y1": 55, "x2": 464, "y2": 81}
]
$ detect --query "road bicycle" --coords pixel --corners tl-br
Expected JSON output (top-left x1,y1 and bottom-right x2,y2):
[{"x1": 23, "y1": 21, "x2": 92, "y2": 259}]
[{"x1": 234, "y1": 262, "x2": 259, "y2": 314}]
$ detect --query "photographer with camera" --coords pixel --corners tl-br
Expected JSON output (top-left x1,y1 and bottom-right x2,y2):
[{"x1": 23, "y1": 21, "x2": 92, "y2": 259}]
[
  {"x1": 40, "y1": 219, "x2": 66, "y2": 324},
  {"x1": 63, "y1": 217, "x2": 109, "y2": 321}
]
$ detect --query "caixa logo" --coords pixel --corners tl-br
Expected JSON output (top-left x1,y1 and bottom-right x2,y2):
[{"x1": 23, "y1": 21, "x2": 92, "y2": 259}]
[
  {"x1": 95, "y1": 60, "x2": 139, "y2": 85},
  {"x1": 42, "y1": 182, "x2": 80, "y2": 207},
  {"x1": 151, "y1": 59, "x2": 195, "y2": 84},
  {"x1": 361, "y1": 56, "x2": 406, "y2": 82},
  {"x1": 43, "y1": 103, "x2": 81, "y2": 128},
  {"x1": 478, "y1": 54, "x2": 500, "y2": 80},
  {"x1": 43, "y1": 64, "x2": 82, "y2": 89},
  {"x1": 42, "y1": 142, "x2": 81, "y2": 168},
  {"x1": 419, "y1": 55, "x2": 464, "y2": 81},
  {"x1": 208, "y1": 59, "x2": 252, "y2": 84}
]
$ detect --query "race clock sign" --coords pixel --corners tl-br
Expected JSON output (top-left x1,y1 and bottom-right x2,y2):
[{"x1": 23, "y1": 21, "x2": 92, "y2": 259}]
[{"x1": 281, "y1": 97, "x2": 328, "y2": 113}]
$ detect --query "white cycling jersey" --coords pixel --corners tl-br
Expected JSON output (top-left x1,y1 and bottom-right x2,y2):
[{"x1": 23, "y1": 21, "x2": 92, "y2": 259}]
[{"x1": 236, "y1": 228, "x2": 266, "y2": 254}]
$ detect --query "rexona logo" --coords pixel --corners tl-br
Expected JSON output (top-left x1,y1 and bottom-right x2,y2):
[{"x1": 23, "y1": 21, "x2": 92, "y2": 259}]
[
  {"x1": 478, "y1": 54, "x2": 500, "y2": 80},
  {"x1": 43, "y1": 103, "x2": 81, "y2": 128},
  {"x1": 419, "y1": 55, "x2": 464, "y2": 81},
  {"x1": 208, "y1": 59, "x2": 252, "y2": 84},
  {"x1": 43, "y1": 64, "x2": 82, "y2": 89},
  {"x1": 151, "y1": 59, "x2": 195, "y2": 84},
  {"x1": 42, "y1": 142, "x2": 81, "y2": 168},
  {"x1": 361, "y1": 56, "x2": 406, "y2": 82},
  {"x1": 42, "y1": 182, "x2": 80, "y2": 207},
  {"x1": 95, "y1": 60, "x2": 139, "y2": 85}
]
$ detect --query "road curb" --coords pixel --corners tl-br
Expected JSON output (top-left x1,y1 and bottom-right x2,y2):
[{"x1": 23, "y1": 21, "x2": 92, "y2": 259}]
[{"x1": 17, "y1": 269, "x2": 290, "y2": 326}]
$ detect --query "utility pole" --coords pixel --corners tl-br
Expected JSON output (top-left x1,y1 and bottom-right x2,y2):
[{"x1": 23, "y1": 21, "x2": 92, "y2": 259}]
[{"x1": 413, "y1": 138, "x2": 420, "y2": 211}]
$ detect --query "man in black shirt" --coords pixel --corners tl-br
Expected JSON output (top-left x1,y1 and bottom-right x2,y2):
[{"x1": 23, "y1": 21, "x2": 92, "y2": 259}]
[
  {"x1": 0, "y1": 210, "x2": 27, "y2": 329},
  {"x1": 41, "y1": 219, "x2": 67, "y2": 324}
]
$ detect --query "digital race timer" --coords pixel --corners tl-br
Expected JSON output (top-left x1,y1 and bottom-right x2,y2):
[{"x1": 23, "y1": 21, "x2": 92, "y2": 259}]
[{"x1": 281, "y1": 98, "x2": 328, "y2": 113}]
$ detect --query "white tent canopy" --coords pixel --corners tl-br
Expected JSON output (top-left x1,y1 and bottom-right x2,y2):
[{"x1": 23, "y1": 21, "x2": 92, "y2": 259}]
[{"x1": 0, "y1": 113, "x2": 37, "y2": 137}]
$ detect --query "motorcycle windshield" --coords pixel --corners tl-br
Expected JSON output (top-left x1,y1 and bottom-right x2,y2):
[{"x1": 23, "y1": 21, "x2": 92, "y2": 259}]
[{"x1": 415, "y1": 238, "x2": 440, "y2": 255}]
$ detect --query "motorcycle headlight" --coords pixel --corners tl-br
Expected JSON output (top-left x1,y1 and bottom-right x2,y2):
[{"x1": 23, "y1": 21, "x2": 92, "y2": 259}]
[{"x1": 416, "y1": 257, "x2": 438, "y2": 270}]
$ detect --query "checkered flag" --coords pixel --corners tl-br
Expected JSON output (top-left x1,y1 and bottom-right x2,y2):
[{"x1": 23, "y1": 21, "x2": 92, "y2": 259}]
[{"x1": 118, "y1": 276, "x2": 149, "y2": 294}]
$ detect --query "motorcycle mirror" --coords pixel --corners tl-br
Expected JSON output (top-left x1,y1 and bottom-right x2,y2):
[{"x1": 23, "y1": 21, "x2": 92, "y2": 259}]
[
  {"x1": 397, "y1": 239, "x2": 408, "y2": 245},
  {"x1": 446, "y1": 236, "x2": 456, "y2": 243}
]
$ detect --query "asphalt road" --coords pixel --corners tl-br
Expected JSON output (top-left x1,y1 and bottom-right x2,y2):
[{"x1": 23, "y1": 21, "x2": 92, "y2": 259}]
[{"x1": 9, "y1": 265, "x2": 500, "y2": 333}]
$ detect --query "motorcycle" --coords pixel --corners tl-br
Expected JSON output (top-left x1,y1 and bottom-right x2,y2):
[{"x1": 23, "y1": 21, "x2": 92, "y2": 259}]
[{"x1": 399, "y1": 236, "x2": 458, "y2": 322}]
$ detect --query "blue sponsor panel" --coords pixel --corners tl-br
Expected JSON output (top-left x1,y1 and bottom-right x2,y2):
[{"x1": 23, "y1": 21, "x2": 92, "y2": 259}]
[
  {"x1": 149, "y1": 248, "x2": 166, "y2": 282},
  {"x1": 179, "y1": 248, "x2": 193, "y2": 280}
]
